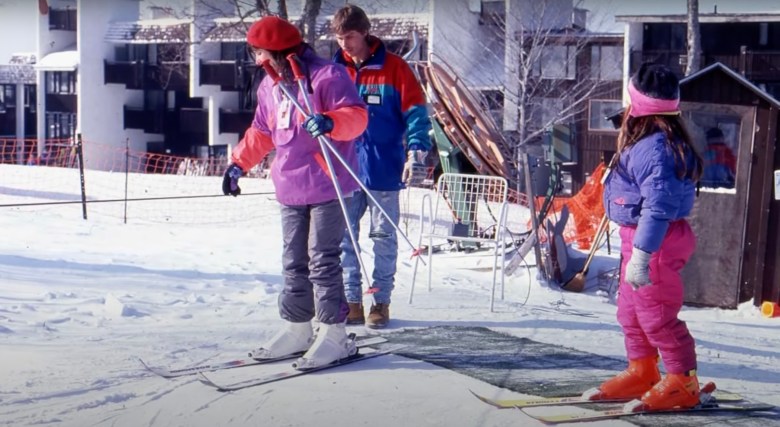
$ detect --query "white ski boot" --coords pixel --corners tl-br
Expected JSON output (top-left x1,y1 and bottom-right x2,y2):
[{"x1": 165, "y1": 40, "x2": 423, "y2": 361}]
[
  {"x1": 249, "y1": 321, "x2": 313, "y2": 359},
  {"x1": 293, "y1": 322, "x2": 356, "y2": 370}
]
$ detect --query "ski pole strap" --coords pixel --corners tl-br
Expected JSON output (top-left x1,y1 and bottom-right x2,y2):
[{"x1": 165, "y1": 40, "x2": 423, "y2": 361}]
[{"x1": 260, "y1": 59, "x2": 282, "y2": 85}]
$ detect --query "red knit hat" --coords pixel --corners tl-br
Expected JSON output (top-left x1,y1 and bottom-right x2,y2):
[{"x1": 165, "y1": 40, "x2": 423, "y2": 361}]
[{"x1": 246, "y1": 16, "x2": 302, "y2": 51}]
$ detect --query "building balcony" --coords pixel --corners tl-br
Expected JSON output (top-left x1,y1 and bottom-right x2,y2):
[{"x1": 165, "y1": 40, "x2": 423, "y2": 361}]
[
  {"x1": 104, "y1": 60, "x2": 189, "y2": 91},
  {"x1": 124, "y1": 106, "x2": 164, "y2": 134},
  {"x1": 200, "y1": 60, "x2": 239, "y2": 90},
  {"x1": 219, "y1": 109, "x2": 253, "y2": 134},
  {"x1": 180, "y1": 108, "x2": 208, "y2": 133},
  {"x1": 45, "y1": 93, "x2": 77, "y2": 113},
  {"x1": 104, "y1": 60, "x2": 146, "y2": 89},
  {"x1": 630, "y1": 49, "x2": 780, "y2": 82}
]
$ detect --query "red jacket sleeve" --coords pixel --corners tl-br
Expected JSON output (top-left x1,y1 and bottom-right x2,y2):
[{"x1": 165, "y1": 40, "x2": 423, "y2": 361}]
[
  {"x1": 325, "y1": 106, "x2": 368, "y2": 142},
  {"x1": 231, "y1": 126, "x2": 274, "y2": 171}
]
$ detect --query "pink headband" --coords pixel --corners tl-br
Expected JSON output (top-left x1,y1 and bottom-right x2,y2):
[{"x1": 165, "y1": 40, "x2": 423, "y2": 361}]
[{"x1": 627, "y1": 80, "x2": 680, "y2": 117}]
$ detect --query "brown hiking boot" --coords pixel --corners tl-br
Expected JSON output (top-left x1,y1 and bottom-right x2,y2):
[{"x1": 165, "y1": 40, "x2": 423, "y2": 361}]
[
  {"x1": 366, "y1": 303, "x2": 389, "y2": 329},
  {"x1": 346, "y1": 303, "x2": 365, "y2": 325}
]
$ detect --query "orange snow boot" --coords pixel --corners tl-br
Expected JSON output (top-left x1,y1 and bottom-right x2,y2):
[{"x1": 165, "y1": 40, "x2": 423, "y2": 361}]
[
  {"x1": 581, "y1": 356, "x2": 660, "y2": 401},
  {"x1": 632, "y1": 371, "x2": 700, "y2": 411}
]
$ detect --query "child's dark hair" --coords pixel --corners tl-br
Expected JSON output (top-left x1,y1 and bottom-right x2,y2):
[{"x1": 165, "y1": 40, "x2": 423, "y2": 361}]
[{"x1": 617, "y1": 106, "x2": 704, "y2": 181}]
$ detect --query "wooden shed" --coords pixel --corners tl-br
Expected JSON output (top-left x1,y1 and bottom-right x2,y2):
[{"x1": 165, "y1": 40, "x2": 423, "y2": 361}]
[
  {"x1": 580, "y1": 63, "x2": 780, "y2": 308},
  {"x1": 677, "y1": 63, "x2": 780, "y2": 309}
]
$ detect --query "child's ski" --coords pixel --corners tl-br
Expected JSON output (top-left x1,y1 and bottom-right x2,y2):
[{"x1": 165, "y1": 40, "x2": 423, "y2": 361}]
[
  {"x1": 470, "y1": 384, "x2": 742, "y2": 409},
  {"x1": 521, "y1": 402, "x2": 774, "y2": 425}
]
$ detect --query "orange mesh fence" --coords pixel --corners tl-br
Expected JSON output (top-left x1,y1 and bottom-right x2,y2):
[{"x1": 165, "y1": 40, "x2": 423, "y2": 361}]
[
  {"x1": 534, "y1": 162, "x2": 607, "y2": 250},
  {"x1": 0, "y1": 138, "x2": 275, "y2": 224},
  {"x1": 0, "y1": 138, "x2": 269, "y2": 177}
]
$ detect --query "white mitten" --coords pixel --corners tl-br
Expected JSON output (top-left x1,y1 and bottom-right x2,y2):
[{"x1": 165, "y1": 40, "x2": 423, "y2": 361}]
[
  {"x1": 401, "y1": 150, "x2": 427, "y2": 186},
  {"x1": 624, "y1": 247, "x2": 652, "y2": 289}
]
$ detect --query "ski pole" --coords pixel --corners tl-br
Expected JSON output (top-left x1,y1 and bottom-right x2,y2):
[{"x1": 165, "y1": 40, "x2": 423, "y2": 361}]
[
  {"x1": 283, "y1": 54, "x2": 424, "y2": 262},
  {"x1": 258, "y1": 59, "x2": 372, "y2": 284}
]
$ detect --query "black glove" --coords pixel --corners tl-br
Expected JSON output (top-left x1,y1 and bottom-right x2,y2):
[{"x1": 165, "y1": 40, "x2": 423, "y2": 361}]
[
  {"x1": 222, "y1": 163, "x2": 244, "y2": 196},
  {"x1": 302, "y1": 114, "x2": 334, "y2": 139}
]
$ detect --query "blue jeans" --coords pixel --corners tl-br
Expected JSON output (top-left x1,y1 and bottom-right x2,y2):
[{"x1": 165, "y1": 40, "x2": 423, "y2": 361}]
[{"x1": 341, "y1": 190, "x2": 400, "y2": 304}]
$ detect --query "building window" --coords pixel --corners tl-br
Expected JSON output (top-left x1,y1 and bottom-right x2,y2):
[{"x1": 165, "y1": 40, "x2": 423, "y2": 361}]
[
  {"x1": 1, "y1": 85, "x2": 15, "y2": 108},
  {"x1": 46, "y1": 112, "x2": 77, "y2": 139},
  {"x1": 590, "y1": 45, "x2": 623, "y2": 81},
  {"x1": 536, "y1": 45, "x2": 576, "y2": 80},
  {"x1": 49, "y1": 7, "x2": 77, "y2": 31},
  {"x1": 46, "y1": 71, "x2": 77, "y2": 95},
  {"x1": 24, "y1": 85, "x2": 36, "y2": 113},
  {"x1": 589, "y1": 99, "x2": 623, "y2": 130}
]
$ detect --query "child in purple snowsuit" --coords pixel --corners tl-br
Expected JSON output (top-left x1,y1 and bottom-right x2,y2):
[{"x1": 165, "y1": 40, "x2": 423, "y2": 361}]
[
  {"x1": 221, "y1": 16, "x2": 368, "y2": 369},
  {"x1": 583, "y1": 63, "x2": 705, "y2": 412}
]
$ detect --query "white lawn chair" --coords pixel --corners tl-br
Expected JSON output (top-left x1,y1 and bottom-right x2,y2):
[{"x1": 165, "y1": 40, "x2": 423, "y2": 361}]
[{"x1": 409, "y1": 173, "x2": 510, "y2": 311}]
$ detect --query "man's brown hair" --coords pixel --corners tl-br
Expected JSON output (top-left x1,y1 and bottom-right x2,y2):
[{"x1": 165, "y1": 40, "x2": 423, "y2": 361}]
[{"x1": 331, "y1": 4, "x2": 371, "y2": 34}]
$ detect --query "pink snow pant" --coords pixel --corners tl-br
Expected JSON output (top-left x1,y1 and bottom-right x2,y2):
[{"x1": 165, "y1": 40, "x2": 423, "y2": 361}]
[{"x1": 618, "y1": 220, "x2": 697, "y2": 374}]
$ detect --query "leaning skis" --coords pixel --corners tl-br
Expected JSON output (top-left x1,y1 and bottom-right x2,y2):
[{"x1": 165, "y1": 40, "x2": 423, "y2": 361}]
[
  {"x1": 199, "y1": 345, "x2": 405, "y2": 392},
  {"x1": 141, "y1": 336, "x2": 387, "y2": 378}
]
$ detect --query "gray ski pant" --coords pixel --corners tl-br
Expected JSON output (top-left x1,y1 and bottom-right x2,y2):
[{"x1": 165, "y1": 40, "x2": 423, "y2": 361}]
[{"x1": 279, "y1": 199, "x2": 349, "y2": 324}]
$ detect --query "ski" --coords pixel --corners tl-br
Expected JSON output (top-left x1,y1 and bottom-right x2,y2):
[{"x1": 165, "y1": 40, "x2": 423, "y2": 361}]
[
  {"x1": 470, "y1": 386, "x2": 743, "y2": 409},
  {"x1": 140, "y1": 336, "x2": 387, "y2": 378},
  {"x1": 199, "y1": 344, "x2": 406, "y2": 392},
  {"x1": 521, "y1": 402, "x2": 775, "y2": 425}
]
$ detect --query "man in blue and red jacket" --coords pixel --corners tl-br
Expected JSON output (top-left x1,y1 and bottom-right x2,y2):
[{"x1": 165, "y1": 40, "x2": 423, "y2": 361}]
[{"x1": 331, "y1": 4, "x2": 432, "y2": 328}]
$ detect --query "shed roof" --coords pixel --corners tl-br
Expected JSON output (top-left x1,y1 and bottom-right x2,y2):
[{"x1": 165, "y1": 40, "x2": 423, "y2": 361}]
[{"x1": 680, "y1": 62, "x2": 780, "y2": 108}]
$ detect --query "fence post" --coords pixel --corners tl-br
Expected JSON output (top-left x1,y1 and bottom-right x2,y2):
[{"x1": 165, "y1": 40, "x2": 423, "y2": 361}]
[
  {"x1": 76, "y1": 133, "x2": 87, "y2": 220},
  {"x1": 123, "y1": 137, "x2": 129, "y2": 224}
]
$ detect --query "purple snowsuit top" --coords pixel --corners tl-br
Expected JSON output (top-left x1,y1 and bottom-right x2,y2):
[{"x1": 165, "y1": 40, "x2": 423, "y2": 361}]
[{"x1": 233, "y1": 48, "x2": 367, "y2": 206}]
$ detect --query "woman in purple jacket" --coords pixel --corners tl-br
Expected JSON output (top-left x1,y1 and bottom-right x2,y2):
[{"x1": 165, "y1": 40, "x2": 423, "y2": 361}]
[
  {"x1": 221, "y1": 16, "x2": 367, "y2": 369},
  {"x1": 582, "y1": 63, "x2": 704, "y2": 412}
]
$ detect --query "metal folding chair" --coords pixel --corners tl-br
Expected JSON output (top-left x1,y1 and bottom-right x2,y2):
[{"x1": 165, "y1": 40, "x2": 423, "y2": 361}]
[{"x1": 409, "y1": 173, "x2": 510, "y2": 311}]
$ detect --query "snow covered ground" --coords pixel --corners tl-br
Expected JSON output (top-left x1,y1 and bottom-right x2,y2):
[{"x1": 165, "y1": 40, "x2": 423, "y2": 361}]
[{"x1": 1, "y1": 164, "x2": 778, "y2": 427}]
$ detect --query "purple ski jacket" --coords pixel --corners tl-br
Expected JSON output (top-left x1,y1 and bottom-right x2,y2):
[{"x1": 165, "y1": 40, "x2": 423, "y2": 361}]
[
  {"x1": 603, "y1": 131, "x2": 697, "y2": 253},
  {"x1": 231, "y1": 47, "x2": 367, "y2": 206}
]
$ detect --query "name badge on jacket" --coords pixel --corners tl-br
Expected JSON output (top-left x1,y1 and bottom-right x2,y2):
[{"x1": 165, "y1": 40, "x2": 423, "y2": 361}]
[
  {"x1": 277, "y1": 98, "x2": 292, "y2": 129},
  {"x1": 364, "y1": 94, "x2": 382, "y2": 105}
]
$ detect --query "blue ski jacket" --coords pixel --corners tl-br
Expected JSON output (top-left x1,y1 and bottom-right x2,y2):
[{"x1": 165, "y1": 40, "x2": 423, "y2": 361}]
[
  {"x1": 603, "y1": 131, "x2": 698, "y2": 253},
  {"x1": 334, "y1": 36, "x2": 432, "y2": 191}
]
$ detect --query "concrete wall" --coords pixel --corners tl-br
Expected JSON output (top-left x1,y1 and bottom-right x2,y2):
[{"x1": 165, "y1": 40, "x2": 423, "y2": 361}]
[
  {"x1": 76, "y1": 0, "x2": 144, "y2": 169},
  {"x1": 430, "y1": 0, "x2": 503, "y2": 90},
  {"x1": 191, "y1": 0, "x2": 240, "y2": 149}
]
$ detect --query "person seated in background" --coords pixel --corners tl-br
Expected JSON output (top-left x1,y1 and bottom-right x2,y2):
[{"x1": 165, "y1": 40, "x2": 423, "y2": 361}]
[{"x1": 701, "y1": 127, "x2": 736, "y2": 189}]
